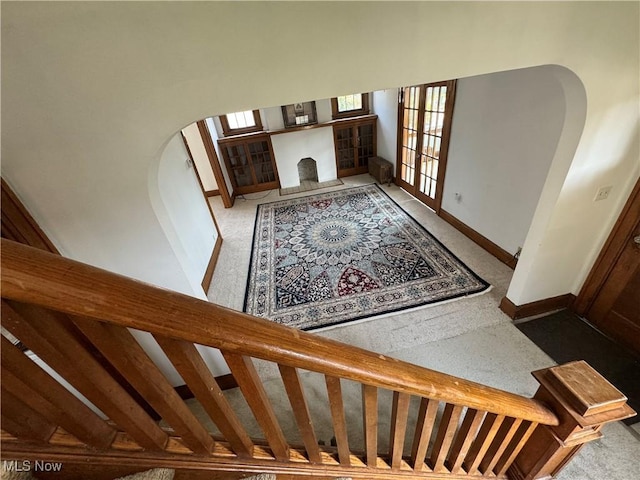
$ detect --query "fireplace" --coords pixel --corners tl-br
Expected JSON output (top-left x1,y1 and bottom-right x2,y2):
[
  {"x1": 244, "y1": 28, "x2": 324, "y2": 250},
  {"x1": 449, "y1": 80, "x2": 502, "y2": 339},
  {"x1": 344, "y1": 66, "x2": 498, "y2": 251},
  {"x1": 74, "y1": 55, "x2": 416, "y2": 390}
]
[{"x1": 297, "y1": 157, "x2": 318, "y2": 183}]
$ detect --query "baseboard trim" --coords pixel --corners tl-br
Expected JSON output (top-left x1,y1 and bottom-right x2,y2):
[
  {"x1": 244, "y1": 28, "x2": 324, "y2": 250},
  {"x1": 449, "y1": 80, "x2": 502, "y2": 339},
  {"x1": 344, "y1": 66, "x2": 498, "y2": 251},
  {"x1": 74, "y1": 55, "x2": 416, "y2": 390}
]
[
  {"x1": 175, "y1": 373, "x2": 238, "y2": 400},
  {"x1": 201, "y1": 235, "x2": 223, "y2": 292},
  {"x1": 439, "y1": 209, "x2": 517, "y2": 269},
  {"x1": 500, "y1": 293, "x2": 576, "y2": 320}
]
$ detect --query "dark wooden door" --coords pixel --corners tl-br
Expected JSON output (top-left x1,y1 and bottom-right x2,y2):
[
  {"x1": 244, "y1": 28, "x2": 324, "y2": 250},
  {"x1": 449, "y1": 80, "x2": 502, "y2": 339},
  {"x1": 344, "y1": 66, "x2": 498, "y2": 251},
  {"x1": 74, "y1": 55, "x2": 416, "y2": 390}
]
[
  {"x1": 333, "y1": 119, "x2": 377, "y2": 177},
  {"x1": 577, "y1": 179, "x2": 640, "y2": 355}
]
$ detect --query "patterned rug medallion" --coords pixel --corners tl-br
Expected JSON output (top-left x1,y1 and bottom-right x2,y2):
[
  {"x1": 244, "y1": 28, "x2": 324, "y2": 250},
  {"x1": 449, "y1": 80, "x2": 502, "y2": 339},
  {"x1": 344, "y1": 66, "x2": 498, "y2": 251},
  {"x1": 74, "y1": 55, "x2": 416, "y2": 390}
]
[{"x1": 244, "y1": 184, "x2": 490, "y2": 330}]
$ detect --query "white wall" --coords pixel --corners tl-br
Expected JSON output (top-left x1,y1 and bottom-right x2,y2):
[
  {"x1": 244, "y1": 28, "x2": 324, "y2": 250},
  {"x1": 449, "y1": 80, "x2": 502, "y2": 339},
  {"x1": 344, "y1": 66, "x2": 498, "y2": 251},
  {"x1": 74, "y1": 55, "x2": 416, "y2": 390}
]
[
  {"x1": 182, "y1": 123, "x2": 218, "y2": 192},
  {"x1": 372, "y1": 89, "x2": 399, "y2": 167},
  {"x1": 1, "y1": 2, "x2": 638, "y2": 314},
  {"x1": 150, "y1": 132, "x2": 228, "y2": 382},
  {"x1": 316, "y1": 99, "x2": 333, "y2": 124},
  {"x1": 157, "y1": 133, "x2": 218, "y2": 289},
  {"x1": 442, "y1": 67, "x2": 566, "y2": 256},
  {"x1": 263, "y1": 106, "x2": 285, "y2": 131},
  {"x1": 271, "y1": 127, "x2": 338, "y2": 188}
]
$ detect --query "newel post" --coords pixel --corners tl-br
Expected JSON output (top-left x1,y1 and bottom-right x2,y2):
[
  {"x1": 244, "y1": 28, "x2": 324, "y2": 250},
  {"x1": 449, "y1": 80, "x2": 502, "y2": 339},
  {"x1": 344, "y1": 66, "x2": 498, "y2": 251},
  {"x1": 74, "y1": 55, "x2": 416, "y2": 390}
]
[{"x1": 509, "y1": 360, "x2": 636, "y2": 480}]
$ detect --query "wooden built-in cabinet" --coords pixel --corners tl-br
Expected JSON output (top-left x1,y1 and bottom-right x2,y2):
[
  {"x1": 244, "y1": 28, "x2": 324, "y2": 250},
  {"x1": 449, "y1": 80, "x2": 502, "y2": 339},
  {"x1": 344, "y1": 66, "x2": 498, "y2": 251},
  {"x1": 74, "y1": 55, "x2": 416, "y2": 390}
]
[
  {"x1": 218, "y1": 134, "x2": 280, "y2": 194},
  {"x1": 333, "y1": 117, "x2": 377, "y2": 177}
]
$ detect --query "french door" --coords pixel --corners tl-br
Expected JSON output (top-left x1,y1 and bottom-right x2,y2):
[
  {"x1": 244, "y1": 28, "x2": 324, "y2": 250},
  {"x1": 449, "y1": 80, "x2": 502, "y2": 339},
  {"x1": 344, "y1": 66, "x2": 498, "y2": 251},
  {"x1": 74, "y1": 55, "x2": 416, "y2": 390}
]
[{"x1": 396, "y1": 80, "x2": 456, "y2": 213}]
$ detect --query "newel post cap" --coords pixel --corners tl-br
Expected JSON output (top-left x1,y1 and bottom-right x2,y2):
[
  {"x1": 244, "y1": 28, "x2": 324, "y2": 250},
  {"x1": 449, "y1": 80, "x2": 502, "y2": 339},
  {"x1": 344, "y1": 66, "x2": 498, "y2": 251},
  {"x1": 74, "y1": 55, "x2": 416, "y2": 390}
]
[
  {"x1": 532, "y1": 360, "x2": 635, "y2": 427},
  {"x1": 510, "y1": 361, "x2": 635, "y2": 480}
]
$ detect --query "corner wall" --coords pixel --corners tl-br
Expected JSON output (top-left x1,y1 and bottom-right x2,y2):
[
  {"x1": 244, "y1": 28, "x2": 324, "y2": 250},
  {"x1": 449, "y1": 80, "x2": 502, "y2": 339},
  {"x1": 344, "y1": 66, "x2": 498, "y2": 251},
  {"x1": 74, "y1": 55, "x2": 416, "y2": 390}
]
[
  {"x1": 442, "y1": 66, "x2": 566, "y2": 257},
  {"x1": 372, "y1": 89, "x2": 399, "y2": 166},
  {"x1": 182, "y1": 123, "x2": 218, "y2": 192},
  {"x1": 155, "y1": 133, "x2": 217, "y2": 296}
]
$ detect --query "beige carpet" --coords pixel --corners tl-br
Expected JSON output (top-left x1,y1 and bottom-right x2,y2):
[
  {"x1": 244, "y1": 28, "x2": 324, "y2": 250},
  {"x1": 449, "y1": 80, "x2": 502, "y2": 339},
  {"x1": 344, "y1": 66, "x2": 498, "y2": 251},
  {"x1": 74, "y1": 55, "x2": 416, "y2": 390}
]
[
  {"x1": 115, "y1": 469, "x2": 174, "y2": 480},
  {"x1": 205, "y1": 174, "x2": 640, "y2": 480}
]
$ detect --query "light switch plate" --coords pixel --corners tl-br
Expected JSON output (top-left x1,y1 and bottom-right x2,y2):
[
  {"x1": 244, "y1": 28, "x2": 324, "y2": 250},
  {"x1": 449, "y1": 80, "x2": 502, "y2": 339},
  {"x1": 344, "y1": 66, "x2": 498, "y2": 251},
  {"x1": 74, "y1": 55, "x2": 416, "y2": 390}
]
[{"x1": 594, "y1": 186, "x2": 612, "y2": 202}]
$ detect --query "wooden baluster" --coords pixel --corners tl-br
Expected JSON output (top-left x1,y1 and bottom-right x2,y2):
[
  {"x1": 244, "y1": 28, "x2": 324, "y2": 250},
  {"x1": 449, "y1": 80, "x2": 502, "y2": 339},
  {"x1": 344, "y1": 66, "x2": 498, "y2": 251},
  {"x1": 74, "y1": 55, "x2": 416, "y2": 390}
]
[
  {"x1": 278, "y1": 365, "x2": 322, "y2": 464},
  {"x1": 154, "y1": 336, "x2": 254, "y2": 458},
  {"x1": 1, "y1": 301, "x2": 168, "y2": 451},
  {"x1": 223, "y1": 352, "x2": 289, "y2": 461},
  {"x1": 479, "y1": 417, "x2": 523, "y2": 474},
  {"x1": 74, "y1": 320, "x2": 215, "y2": 455},
  {"x1": 446, "y1": 408, "x2": 485, "y2": 473},
  {"x1": 1, "y1": 336, "x2": 116, "y2": 450},
  {"x1": 325, "y1": 376, "x2": 351, "y2": 466},
  {"x1": 510, "y1": 361, "x2": 636, "y2": 480},
  {"x1": 0, "y1": 239, "x2": 564, "y2": 431},
  {"x1": 0, "y1": 415, "x2": 41, "y2": 444},
  {"x1": 389, "y1": 392, "x2": 411, "y2": 469},
  {"x1": 1, "y1": 388, "x2": 57, "y2": 443},
  {"x1": 463, "y1": 413, "x2": 505, "y2": 475},
  {"x1": 362, "y1": 384, "x2": 378, "y2": 468},
  {"x1": 411, "y1": 398, "x2": 438, "y2": 472},
  {"x1": 429, "y1": 403, "x2": 463, "y2": 473},
  {"x1": 494, "y1": 421, "x2": 538, "y2": 475}
]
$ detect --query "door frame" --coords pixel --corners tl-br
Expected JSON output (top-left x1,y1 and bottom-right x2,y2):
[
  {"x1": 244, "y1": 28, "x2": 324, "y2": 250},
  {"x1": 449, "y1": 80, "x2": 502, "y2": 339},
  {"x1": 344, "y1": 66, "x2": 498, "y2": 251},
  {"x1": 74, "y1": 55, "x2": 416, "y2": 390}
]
[
  {"x1": 197, "y1": 120, "x2": 234, "y2": 208},
  {"x1": 575, "y1": 177, "x2": 640, "y2": 315},
  {"x1": 395, "y1": 80, "x2": 456, "y2": 214}
]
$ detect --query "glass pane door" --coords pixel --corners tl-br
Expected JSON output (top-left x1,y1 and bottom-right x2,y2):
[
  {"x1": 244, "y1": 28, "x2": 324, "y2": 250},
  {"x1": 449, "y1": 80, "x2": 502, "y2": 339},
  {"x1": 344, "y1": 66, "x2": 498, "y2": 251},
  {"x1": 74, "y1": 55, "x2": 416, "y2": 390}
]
[
  {"x1": 335, "y1": 126, "x2": 355, "y2": 171},
  {"x1": 357, "y1": 122, "x2": 375, "y2": 170},
  {"x1": 396, "y1": 81, "x2": 455, "y2": 213},
  {"x1": 248, "y1": 140, "x2": 276, "y2": 184},
  {"x1": 220, "y1": 135, "x2": 279, "y2": 194},
  {"x1": 418, "y1": 85, "x2": 447, "y2": 201},
  {"x1": 399, "y1": 86, "x2": 422, "y2": 187},
  {"x1": 225, "y1": 145, "x2": 252, "y2": 187}
]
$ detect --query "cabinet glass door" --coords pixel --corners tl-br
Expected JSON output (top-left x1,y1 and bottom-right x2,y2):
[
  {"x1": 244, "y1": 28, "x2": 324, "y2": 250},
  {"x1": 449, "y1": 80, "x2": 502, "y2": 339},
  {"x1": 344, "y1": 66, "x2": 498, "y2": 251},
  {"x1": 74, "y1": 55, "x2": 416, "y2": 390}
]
[
  {"x1": 335, "y1": 126, "x2": 355, "y2": 172},
  {"x1": 357, "y1": 123, "x2": 375, "y2": 170},
  {"x1": 248, "y1": 140, "x2": 276, "y2": 185},
  {"x1": 225, "y1": 145, "x2": 252, "y2": 187},
  {"x1": 334, "y1": 119, "x2": 377, "y2": 177},
  {"x1": 220, "y1": 135, "x2": 279, "y2": 194}
]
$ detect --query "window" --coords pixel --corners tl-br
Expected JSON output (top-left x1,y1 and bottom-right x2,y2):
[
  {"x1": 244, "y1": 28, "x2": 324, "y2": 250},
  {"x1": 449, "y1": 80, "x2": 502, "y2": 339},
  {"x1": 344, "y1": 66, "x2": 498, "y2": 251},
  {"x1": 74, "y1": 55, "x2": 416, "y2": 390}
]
[
  {"x1": 281, "y1": 102, "x2": 318, "y2": 128},
  {"x1": 220, "y1": 110, "x2": 263, "y2": 136},
  {"x1": 331, "y1": 93, "x2": 370, "y2": 119}
]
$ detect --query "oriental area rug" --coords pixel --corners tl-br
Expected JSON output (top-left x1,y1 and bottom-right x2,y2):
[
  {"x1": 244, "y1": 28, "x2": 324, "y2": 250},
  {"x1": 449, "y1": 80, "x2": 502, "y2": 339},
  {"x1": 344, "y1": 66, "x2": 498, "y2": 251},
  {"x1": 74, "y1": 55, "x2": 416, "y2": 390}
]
[{"x1": 243, "y1": 184, "x2": 490, "y2": 330}]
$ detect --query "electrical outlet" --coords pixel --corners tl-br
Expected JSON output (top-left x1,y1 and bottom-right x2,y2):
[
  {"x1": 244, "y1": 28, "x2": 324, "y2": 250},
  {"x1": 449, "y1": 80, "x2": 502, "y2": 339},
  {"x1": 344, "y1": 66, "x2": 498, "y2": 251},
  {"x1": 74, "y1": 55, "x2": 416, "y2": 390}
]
[{"x1": 594, "y1": 186, "x2": 612, "y2": 202}]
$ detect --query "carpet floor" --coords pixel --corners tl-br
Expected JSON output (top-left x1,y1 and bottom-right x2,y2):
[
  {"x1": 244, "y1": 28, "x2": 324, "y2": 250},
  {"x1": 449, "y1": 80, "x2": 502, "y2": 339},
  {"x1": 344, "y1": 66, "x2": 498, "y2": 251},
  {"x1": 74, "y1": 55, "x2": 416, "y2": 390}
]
[
  {"x1": 206, "y1": 175, "x2": 639, "y2": 480},
  {"x1": 516, "y1": 309, "x2": 640, "y2": 425},
  {"x1": 243, "y1": 184, "x2": 490, "y2": 330}
]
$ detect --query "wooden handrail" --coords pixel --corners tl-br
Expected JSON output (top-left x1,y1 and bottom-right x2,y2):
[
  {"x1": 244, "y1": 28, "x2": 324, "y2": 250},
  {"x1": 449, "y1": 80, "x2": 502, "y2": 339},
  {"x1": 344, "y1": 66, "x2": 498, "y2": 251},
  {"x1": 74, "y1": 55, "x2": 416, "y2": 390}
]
[{"x1": 0, "y1": 239, "x2": 558, "y2": 426}]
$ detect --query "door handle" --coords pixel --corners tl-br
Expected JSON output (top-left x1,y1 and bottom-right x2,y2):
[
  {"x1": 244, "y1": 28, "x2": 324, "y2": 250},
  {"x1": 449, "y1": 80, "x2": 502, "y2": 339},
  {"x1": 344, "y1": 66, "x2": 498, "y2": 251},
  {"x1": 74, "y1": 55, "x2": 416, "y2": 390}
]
[{"x1": 634, "y1": 235, "x2": 640, "y2": 247}]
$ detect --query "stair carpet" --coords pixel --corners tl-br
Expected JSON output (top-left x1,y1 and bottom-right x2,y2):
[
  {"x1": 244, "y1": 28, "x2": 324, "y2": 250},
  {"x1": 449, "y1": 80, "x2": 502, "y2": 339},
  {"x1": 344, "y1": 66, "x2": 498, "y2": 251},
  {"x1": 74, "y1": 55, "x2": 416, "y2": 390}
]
[
  {"x1": 0, "y1": 469, "x2": 352, "y2": 480},
  {"x1": 0, "y1": 469, "x2": 176, "y2": 480}
]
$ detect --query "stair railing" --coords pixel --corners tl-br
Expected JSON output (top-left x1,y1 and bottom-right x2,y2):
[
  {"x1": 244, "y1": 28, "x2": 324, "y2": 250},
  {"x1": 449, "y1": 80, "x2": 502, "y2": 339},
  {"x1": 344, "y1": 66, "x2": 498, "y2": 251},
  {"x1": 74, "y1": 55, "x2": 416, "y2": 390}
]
[{"x1": 1, "y1": 239, "x2": 634, "y2": 479}]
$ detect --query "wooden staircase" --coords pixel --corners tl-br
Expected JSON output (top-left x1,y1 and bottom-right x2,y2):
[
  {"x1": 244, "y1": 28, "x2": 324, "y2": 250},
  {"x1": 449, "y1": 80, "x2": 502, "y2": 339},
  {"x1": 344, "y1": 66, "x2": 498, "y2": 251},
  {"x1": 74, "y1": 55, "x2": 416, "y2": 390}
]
[{"x1": 0, "y1": 239, "x2": 635, "y2": 479}]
